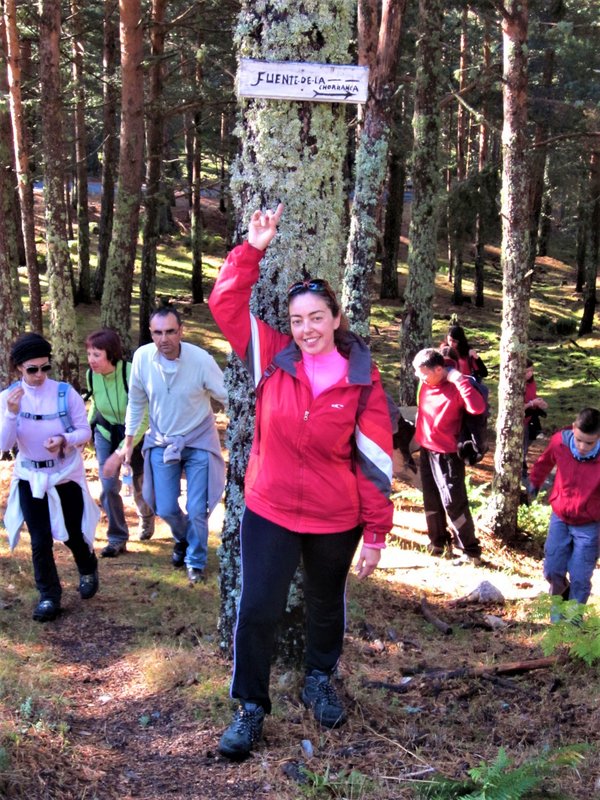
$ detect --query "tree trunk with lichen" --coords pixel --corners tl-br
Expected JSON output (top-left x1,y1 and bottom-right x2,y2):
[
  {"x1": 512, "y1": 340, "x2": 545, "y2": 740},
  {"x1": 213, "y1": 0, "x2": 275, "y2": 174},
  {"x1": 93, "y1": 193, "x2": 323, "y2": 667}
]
[
  {"x1": 39, "y1": 0, "x2": 80, "y2": 386},
  {"x1": 397, "y1": 0, "x2": 443, "y2": 406},
  {"x1": 341, "y1": 0, "x2": 407, "y2": 339},
  {"x1": 100, "y1": 0, "x2": 144, "y2": 353},
  {"x1": 218, "y1": 0, "x2": 354, "y2": 663},
  {"x1": 484, "y1": 1, "x2": 530, "y2": 542}
]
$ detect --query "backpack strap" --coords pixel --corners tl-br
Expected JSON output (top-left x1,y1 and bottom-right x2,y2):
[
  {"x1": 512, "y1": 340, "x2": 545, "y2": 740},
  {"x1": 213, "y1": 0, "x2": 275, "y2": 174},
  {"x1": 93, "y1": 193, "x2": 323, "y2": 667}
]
[
  {"x1": 16, "y1": 381, "x2": 75, "y2": 433},
  {"x1": 82, "y1": 367, "x2": 94, "y2": 402}
]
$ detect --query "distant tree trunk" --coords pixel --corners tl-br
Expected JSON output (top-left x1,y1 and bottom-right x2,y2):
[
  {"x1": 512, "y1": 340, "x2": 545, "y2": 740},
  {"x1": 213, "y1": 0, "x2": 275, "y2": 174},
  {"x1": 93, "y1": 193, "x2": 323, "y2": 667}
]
[
  {"x1": 380, "y1": 148, "x2": 405, "y2": 300},
  {"x1": 579, "y1": 150, "x2": 600, "y2": 336},
  {"x1": 575, "y1": 183, "x2": 587, "y2": 293},
  {"x1": 342, "y1": 0, "x2": 407, "y2": 338},
  {"x1": 39, "y1": 0, "x2": 79, "y2": 385},
  {"x1": 474, "y1": 21, "x2": 491, "y2": 308},
  {"x1": 94, "y1": 0, "x2": 118, "y2": 301},
  {"x1": 486, "y1": 0, "x2": 530, "y2": 543},
  {"x1": 139, "y1": 0, "x2": 167, "y2": 346},
  {"x1": 219, "y1": 111, "x2": 228, "y2": 214},
  {"x1": 3, "y1": 0, "x2": 43, "y2": 332},
  {"x1": 397, "y1": 0, "x2": 443, "y2": 406},
  {"x1": 101, "y1": 0, "x2": 145, "y2": 351},
  {"x1": 191, "y1": 48, "x2": 204, "y2": 304},
  {"x1": 219, "y1": 0, "x2": 353, "y2": 661},
  {"x1": 537, "y1": 185, "x2": 552, "y2": 257},
  {"x1": 70, "y1": 0, "x2": 91, "y2": 303},
  {"x1": 451, "y1": 6, "x2": 469, "y2": 306}
]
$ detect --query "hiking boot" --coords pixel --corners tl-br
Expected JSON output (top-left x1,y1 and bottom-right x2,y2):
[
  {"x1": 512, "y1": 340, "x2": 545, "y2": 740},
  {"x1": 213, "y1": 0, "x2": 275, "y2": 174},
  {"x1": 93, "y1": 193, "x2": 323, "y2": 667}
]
[
  {"x1": 301, "y1": 670, "x2": 347, "y2": 728},
  {"x1": 427, "y1": 544, "x2": 453, "y2": 559},
  {"x1": 101, "y1": 542, "x2": 127, "y2": 558},
  {"x1": 186, "y1": 566, "x2": 205, "y2": 583},
  {"x1": 32, "y1": 599, "x2": 60, "y2": 622},
  {"x1": 172, "y1": 541, "x2": 187, "y2": 568},
  {"x1": 452, "y1": 552, "x2": 483, "y2": 568},
  {"x1": 138, "y1": 520, "x2": 155, "y2": 541},
  {"x1": 218, "y1": 703, "x2": 265, "y2": 760},
  {"x1": 79, "y1": 570, "x2": 99, "y2": 599}
]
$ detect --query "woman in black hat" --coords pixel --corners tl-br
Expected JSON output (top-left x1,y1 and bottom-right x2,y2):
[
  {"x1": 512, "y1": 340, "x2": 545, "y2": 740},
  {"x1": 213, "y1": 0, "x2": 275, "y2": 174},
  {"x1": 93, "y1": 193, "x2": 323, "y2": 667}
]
[{"x1": 0, "y1": 333, "x2": 100, "y2": 622}]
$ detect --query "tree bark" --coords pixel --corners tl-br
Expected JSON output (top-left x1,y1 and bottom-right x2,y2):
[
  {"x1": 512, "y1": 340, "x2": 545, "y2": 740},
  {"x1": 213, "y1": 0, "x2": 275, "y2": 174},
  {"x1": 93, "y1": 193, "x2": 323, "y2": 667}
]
[
  {"x1": 486, "y1": 0, "x2": 531, "y2": 542},
  {"x1": 139, "y1": 0, "x2": 168, "y2": 346},
  {"x1": 219, "y1": 0, "x2": 354, "y2": 662},
  {"x1": 341, "y1": 0, "x2": 407, "y2": 338},
  {"x1": 3, "y1": 0, "x2": 43, "y2": 332},
  {"x1": 451, "y1": 6, "x2": 469, "y2": 306},
  {"x1": 0, "y1": 16, "x2": 22, "y2": 381},
  {"x1": 191, "y1": 40, "x2": 203, "y2": 305},
  {"x1": 100, "y1": 0, "x2": 145, "y2": 352},
  {"x1": 39, "y1": 0, "x2": 80, "y2": 385},
  {"x1": 397, "y1": 0, "x2": 444, "y2": 406},
  {"x1": 94, "y1": 0, "x2": 119, "y2": 301},
  {"x1": 70, "y1": 0, "x2": 91, "y2": 304},
  {"x1": 380, "y1": 145, "x2": 405, "y2": 300},
  {"x1": 579, "y1": 150, "x2": 600, "y2": 336},
  {"x1": 474, "y1": 20, "x2": 491, "y2": 308}
]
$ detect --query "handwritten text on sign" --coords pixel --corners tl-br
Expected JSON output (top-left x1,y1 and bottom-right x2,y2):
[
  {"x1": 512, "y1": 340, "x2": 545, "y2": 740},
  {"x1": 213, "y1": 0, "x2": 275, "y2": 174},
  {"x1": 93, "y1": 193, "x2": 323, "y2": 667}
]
[{"x1": 237, "y1": 59, "x2": 369, "y2": 104}]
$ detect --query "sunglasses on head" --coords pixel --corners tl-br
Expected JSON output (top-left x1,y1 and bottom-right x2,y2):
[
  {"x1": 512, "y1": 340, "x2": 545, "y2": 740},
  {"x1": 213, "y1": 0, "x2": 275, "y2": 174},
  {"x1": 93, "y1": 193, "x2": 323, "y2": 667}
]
[
  {"x1": 24, "y1": 363, "x2": 52, "y2": 375},
  {"x1": 287, "y1": 278, "x2": 335, "y2": 298}
]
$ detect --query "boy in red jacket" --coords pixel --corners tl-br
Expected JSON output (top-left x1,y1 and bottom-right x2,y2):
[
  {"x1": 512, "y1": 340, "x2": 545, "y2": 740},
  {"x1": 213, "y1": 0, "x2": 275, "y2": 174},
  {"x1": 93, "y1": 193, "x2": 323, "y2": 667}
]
[
  {"x1": 529, "y1": 407, "x2": 600, "y2": 609},
  {"x1": 413, "y1": 348, "x2": 487, "y2": 565}
]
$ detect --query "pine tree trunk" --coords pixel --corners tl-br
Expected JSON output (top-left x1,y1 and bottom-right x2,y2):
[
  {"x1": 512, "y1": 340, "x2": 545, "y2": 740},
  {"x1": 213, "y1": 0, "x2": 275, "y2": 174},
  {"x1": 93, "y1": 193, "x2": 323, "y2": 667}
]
[
  {"x1": 485, "y1": 1, "x2": 531, "y2": 543},
  {"x1": 100, "y1": 0, "x2": 145, "y2": 351},
  {"x1": 579, "y1": 151, "x2": 600, "y2": 336},
  {"x1": 191, "y1": 49, "x2": 203, "y2": 305},
  {"x1": 139, "y1": 0, "x2": 168, "y2": 345},
  {"x1": 0, "y1": 25, "x2": 22, "y2": 381},
  {"x1": 70, "y1": 0, "x2": 91, "y2": 304},
  {"x1": 94, "y1": 0, "x2": 118, "y2": 301},
  {"x1": 219, "y1": 0, "x2": 354, "y2": 664},
  {"x1": 380, "y1": 147, "x2": 405, "y2": 300},
  {"x1": 575, "y1": 186, "x2": 587, "y2": 293},
  {"x1": 39, "y1": 0, "x2": 80, "y2": 386},
  {"x1": 342, "y1": 0, "x2": 407, "y2": 338},
  {"x1": 451, "y1": 6, "x2": 469, "y2": 306},
  {"x1": 474, "y1": 20, "x2": 491, "y2": 309},
  {"x1": 397, "y1": 0, "x2": 443, "y2": 406},
  {"x1": 3, "y1": 0, "x2": 43, "y2": 332}
]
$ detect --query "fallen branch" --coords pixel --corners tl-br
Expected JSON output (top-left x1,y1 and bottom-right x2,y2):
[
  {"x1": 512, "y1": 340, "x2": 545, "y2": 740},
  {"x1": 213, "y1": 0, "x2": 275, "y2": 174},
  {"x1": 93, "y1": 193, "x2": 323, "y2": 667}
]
[
  {"x1": 362, "y1": 655, "x2": 560, "y2": 693},
  {"x1": 420, "y1": 597, "x2": 453, "y2": 635}
]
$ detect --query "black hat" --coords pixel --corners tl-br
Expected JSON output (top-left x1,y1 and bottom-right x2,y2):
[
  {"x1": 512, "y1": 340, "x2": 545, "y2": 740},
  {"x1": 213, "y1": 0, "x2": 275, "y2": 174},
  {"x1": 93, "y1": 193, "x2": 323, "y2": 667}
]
[{"x1": 10, "y1": 333, "x2": 52, "y2": 366}]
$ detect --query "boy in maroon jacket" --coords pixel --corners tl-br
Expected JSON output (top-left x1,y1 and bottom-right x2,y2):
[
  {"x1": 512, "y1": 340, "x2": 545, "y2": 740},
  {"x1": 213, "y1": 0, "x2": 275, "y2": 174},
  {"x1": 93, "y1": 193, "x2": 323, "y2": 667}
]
[
  {"x1": 413, "y1": 348, "x2": 487, "y2": 565},
  {"x1": 529, "y1": 407, "x2": 600, "y2": 610}
]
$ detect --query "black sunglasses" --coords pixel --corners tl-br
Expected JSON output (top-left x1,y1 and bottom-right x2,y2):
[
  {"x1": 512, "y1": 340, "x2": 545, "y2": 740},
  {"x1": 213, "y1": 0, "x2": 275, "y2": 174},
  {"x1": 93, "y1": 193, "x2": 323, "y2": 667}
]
[
  {"x1": 287, "y1": 278, "x2": 335, "y2": 298},
  {"x1": 24, "y1": 363, "x2": 52, "y2": 375}
]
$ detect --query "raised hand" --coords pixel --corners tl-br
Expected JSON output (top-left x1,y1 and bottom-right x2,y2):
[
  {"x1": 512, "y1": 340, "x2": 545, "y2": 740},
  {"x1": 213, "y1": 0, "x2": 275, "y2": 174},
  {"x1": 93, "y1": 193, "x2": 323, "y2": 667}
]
[
  {"x1": 6, "y1": 385, "x2": 24, "y2": 415},
  {"x1": 247, "y1": 204, "x2": 284, "y2": 251}
]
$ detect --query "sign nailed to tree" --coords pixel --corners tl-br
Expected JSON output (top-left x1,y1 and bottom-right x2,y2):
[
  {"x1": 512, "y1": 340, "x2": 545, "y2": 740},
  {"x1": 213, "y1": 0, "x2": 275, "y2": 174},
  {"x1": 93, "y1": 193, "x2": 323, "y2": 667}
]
[{"x1": 237, "y1": 58, "x2": 369, "y2": 104}]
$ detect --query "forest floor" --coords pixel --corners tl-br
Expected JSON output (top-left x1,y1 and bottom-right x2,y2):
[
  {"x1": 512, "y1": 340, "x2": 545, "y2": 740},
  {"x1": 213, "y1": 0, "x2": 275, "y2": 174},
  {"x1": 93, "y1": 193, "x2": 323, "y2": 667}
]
[{"x1": 1, "y1": 197, "x2": 600, "y2": 799}]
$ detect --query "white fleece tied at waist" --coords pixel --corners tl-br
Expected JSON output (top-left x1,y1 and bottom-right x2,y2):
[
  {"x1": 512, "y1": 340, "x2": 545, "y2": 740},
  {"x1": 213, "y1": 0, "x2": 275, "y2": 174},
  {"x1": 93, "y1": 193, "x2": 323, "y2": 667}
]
[{"x1": 3, "y1": 456, "x2": 100, "y2": 551}]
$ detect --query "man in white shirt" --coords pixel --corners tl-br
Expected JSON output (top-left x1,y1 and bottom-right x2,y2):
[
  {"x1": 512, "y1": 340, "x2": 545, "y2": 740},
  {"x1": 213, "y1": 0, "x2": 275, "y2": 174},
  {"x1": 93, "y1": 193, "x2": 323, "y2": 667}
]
[{"x1": 118, "y1": 306, "x2": 227, "y2": 583}]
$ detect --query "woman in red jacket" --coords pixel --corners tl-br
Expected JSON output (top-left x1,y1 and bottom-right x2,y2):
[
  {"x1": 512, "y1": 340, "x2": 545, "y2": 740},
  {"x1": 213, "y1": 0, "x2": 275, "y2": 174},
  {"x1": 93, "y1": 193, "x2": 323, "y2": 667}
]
[{"x1": 209, "y1": 205, "x2": 393, "y2": 760}]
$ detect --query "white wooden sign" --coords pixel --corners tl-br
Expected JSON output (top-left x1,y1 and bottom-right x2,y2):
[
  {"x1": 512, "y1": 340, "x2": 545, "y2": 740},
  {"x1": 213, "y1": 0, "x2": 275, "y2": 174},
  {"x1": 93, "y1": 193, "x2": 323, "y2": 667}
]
[{"x1": 237, "y1": 58, "x2": 369, "y2": 104}]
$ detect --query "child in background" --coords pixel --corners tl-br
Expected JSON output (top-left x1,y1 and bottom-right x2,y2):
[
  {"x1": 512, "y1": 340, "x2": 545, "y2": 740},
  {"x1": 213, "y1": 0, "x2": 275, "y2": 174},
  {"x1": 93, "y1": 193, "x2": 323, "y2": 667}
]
[
  {"x1": 528, "y1": 407, "x2": 600, "y2": 611},
  {"x1": 445, "y1": 324, "x2": 488, "y2": 382},
  {"x1": 523, "y1": 358, "x2": 548, "y2": 477}
]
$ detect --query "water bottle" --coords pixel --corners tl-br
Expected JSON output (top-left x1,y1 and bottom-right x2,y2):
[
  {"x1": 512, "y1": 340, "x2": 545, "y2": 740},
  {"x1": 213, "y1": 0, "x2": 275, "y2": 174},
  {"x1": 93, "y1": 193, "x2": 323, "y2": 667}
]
[{"x1": 121, "y1": 463, "x2": 133, "y2": 500}]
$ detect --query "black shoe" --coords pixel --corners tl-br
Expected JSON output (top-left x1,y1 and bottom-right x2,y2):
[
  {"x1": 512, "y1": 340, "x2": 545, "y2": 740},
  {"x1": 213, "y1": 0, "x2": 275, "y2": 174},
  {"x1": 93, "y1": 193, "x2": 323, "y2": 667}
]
[
  {"x1": 218, "y1": 703, "x2": 265, "y2": 760},
  {"x1": 79, "y1": 570, "x2": 99, "y2": 599},
  {"x1": 301, "y1": 670, "x2": 347, "y2": 728},
  {"x1": 172, "y1": 542, "x2": 187, "y2": 568},
  {"x1": 452, "y1": 552, "x2": 483, "y2": 567},
  {"x1": 138, "y1": 526, "x2": 154, "y2": 541},
  {"x1": 101, "y1": 542, "x2": 127, "y2": 558},
  {"x1": 186, "y1": 566, "x2": 205, "y2": 583},
  {"x1": 32, "y1": 599, "x2": 60, "y2": 622}
]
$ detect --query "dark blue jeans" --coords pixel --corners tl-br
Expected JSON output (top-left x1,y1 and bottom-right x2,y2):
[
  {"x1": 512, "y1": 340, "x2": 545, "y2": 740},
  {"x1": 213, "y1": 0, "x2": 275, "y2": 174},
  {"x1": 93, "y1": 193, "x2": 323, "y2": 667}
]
[
  {"x1": 18, "y1": 480, "x2": 98, "y2": 603},
  {"x1": 231, "y1": 507, "x2": 362, "y2": 713}
]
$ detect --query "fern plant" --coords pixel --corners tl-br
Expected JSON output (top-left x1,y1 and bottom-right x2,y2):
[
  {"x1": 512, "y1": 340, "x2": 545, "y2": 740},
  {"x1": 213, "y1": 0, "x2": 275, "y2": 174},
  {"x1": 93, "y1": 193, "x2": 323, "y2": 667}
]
[
  {"x1": 531, "y1": 595, "x2": 600, "y2": 666},
  {"x1": 418, "y1": 745, "x2": 587, "y2": 800}
]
